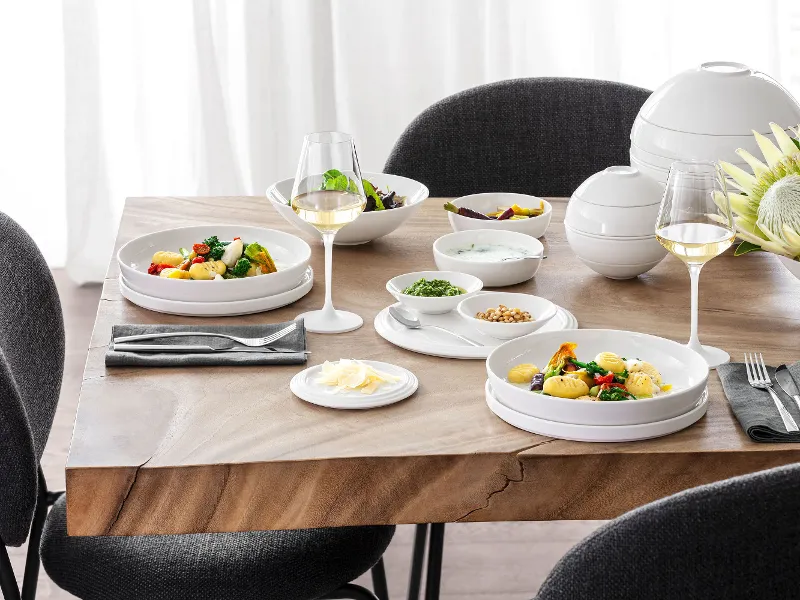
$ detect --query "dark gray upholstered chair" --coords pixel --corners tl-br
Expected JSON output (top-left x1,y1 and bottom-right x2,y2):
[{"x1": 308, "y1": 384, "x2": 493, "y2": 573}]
[
  {"x1": 534, "y1": 463, "x2": 800, "y2": 600},
  {"x1": 0, "y1": 211, "x2": 394, "y2": 600},
  {"x1": 384, "y1": 77, "x2": 651, "y2": 198}
]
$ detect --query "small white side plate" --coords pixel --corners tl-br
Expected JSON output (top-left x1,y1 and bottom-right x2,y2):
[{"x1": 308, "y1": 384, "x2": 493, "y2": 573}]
[
  {"x1": 291, "y1": 360, "x2": 418, "y2": 409},
  {"x1": 118, "y1": 267, "x2": 313, "y2": 317},
  {"x1": 486, "y1": 380, "x2": 708, "y2": 442}
]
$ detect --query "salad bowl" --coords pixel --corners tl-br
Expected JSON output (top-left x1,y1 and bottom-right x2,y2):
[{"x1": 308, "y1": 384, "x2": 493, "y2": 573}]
[
  {"x1": 117, "y1": 225, "x2": 311, "y2": 303},
  {"x1": 486, "y1": 329, "x2": 709, "y2": 426},
  {"x1": 267, "y1": 172, "x2": 429, "y2": 245}
]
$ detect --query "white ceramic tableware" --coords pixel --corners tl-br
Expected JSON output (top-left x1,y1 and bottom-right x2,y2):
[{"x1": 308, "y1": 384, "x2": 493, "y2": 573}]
[
  {"x1": 267, "y1": 172, "x2": 429, "y2": 245},
  {"x1": 778, "y1": 255, "x2": 800, "y2": 280},
  {"x1": 486, "y1": 381, "x2": 708, "y2": 442},
  {"x1": 485, "y1": 329, "x2": 710, "y2": 426},
  {"x1": 117, "y1": 225, "x2": 311, "y2": 303},
  {"x1": 456, "y1": 293, "x2": 556, "y2": 340},
  {"x1": 445, "y1": 193, "x2": 552, "y2": 237},
  {"x1": 386, "y1": 271, "x2": 483, "y2": 314},
  {"x1": 575, "y1": 257, "x2": 665, "y2": 280},
  {"x1": 433, "y1": 229, "x2": 544, "y2": 287},
  {"x1": 118, "y1": 267, "x2": 314, "y2": 317},
  {"x1": 374, "y1": 301, "x2": 577, "y2": 359},
  {"x1": 290, "y1": 360, "x2": 418, "y2": 409},
  {"x1": 566, "y1": 225, "x2": 666, "y2": 268}
]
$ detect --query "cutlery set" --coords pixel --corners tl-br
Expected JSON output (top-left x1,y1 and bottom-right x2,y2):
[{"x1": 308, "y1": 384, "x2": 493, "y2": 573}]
[{"x1": 744, "y1": 353, "x2": 800, "y2": 432}]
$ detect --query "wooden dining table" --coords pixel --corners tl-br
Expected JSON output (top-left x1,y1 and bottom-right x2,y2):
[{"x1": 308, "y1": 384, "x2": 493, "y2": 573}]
[{"x1": 67, "y1": 195, "x2": 800, "y2": 545}]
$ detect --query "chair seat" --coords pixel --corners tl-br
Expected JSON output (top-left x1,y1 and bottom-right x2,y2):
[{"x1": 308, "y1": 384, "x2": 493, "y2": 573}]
[{"x1": 40, "y1": 496, "x2": 394, "y2": 600}]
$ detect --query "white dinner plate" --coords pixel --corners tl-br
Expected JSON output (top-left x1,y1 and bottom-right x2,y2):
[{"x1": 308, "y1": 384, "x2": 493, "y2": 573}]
[
  {"x1": 290, "y1": 361, "x2": 418, "y2": 409},
  {"x1": 486, "y1": 380, "x2": 708, "y2": 442},
  {"x1": 373, "y1": 302, "x2": 577, "y2": 359},
  {"x1": 118, "y1": 267, "x2": 313, "y2": 317}
]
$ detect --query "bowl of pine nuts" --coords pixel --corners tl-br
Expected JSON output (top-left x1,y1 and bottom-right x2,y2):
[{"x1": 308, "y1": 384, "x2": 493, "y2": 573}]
[{"x1": 457, "y1": 292, "x2": 557, "y2": 339}]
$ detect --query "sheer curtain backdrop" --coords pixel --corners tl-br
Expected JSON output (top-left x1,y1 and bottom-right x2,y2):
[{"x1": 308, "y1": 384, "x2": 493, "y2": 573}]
[{"x1": 1, "y1": 0, "x2": 799, "y2": 282}]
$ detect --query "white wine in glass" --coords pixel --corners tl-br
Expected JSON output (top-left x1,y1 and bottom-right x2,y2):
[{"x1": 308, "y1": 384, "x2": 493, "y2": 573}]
[
  {"x1": 290, "y1": 132, "x2": 367, "y2": 334},
  {"x1": 655, "y1": 161, "x2": 735, "y2": 368}
]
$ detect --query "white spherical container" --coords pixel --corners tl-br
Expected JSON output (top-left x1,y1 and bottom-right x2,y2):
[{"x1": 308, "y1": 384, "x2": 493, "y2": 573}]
[
  {"x1": 630, "y1": 62, "x2": 800, "y2": 184},
  {"x1": 565, "y1": 166, "x2": 667, "y2": 279}
]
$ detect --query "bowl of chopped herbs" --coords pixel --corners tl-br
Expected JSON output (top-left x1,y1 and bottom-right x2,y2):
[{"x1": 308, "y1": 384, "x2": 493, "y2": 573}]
[{"x1": 386, "y1": 271, "x2": 483, "y2": 314}]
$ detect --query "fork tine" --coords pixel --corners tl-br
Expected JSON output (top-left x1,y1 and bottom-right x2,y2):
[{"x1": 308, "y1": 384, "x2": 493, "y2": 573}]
[
  {"x1": 758, "y1": 353, "x2": 771, "y2": 383},
  {"x1": 262, "y1": 322, "x2": 296, "y2": 343},
  {"x1": 751, "y1": 353, "x2": 762, "y2": 383},
  {"x1": 744, "y1": 353, "x2": 753, "y2": 384}
]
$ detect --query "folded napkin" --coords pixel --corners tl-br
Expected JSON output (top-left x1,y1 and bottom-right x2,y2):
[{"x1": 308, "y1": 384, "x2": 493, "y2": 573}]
[
  {"x1": 106, "y1": 320, "x2": 307, "y2": 367},
  {"x1": 718, "y1": 360, "x2": 800, "y2": 442}
]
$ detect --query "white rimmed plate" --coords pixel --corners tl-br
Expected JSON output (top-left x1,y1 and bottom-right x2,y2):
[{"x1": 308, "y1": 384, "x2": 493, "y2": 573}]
[
  {"x1": 374, "y1": 302, "x2": 577, "y2": 359},
  {"x1": 290, "y1": 361, "x2": 418, "y2": 409},
  {"x1": 118, "y1": 267, "x2": 313, "y2": 317},
  {"x1": 486, "y1": 380, "x2": 708, "y2": 442}
]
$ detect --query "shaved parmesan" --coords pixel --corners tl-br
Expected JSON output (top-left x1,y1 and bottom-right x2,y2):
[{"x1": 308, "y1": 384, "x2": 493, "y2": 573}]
[{"x1": 316, "y1": 359, "x2": 400, "y2": 395}]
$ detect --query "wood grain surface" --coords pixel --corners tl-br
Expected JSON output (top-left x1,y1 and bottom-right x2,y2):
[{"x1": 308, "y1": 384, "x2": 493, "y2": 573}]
[{"x1": 66, "y1": 196, "x2": 800, "y2": 536}]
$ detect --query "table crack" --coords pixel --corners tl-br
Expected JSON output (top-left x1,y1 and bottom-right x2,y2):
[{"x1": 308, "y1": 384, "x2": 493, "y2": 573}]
[{"x1": 105, "y1": 455, "x2": 153, "y2": 534}]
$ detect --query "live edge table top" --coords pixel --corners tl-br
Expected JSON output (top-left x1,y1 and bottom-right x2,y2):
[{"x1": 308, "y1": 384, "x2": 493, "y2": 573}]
[{"x1": 65, "y1": 195, "x2": 800, "y2": 536}]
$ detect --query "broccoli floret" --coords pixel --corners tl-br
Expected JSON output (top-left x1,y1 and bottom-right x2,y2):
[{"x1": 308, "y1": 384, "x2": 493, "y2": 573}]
[
  {"x1": 207, "y1": 245, "x2": 225, "y2": 261},
  {"x1": 203, "y1": 235, "x2": 219, "y2": 247},
  {"x1": 230, "y1": 257, "x2": 251, "y2": 277}
]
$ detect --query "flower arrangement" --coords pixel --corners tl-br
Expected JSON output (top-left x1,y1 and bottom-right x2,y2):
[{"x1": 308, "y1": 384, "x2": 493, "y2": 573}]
[{"x1": 718, "y1": 123, "x2": 800, "y2": 261}]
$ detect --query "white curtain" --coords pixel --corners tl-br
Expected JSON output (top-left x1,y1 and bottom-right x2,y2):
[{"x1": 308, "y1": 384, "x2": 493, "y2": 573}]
[{"x1": 1, "y1": 0, "x2": 799, "y2": 282}]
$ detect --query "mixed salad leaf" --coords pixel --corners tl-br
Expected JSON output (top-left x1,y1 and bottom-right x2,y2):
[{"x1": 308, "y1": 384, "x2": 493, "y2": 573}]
[
  {"x1": 147, "y1": 236, "x2": 278, "y2": 281},
  {"x1": 320, "y1": 169, "x2": 405, "y2": 212}
]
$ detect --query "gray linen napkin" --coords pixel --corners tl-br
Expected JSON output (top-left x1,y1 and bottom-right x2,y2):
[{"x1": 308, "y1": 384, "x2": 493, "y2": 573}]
[
  {"x1": 718, "y1": 360, "x2": 800, "y2": 442},
  {"x1": 105, "y1": 320, "x2": 307, "y2": 367}
]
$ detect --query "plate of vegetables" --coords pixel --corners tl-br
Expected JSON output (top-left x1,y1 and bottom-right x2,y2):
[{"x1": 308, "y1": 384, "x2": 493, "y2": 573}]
[
  {"x1": 486, "y1": 329, "x2": 708, "y2": 426},
  {"x1": 445, "y1": 193, "x2": 552, "y2": 238},
  {"x1": 267, "y1": 171, "x2": 429, "y2": 245},
  {"x1": 117, "y1": 225, "x2": 312, "y2": 303}
]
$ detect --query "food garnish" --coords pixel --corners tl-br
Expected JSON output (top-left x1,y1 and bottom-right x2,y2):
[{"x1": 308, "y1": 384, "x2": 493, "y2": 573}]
[
  {"x1": 320, "y1": 169, "x2": 406, "y2": 212},
  {"x1": 402, "y1": 278, "x2": 464, "y2": 297},
  {"x1": 444, "y1": 201, "x2": 544, "y2": 220},
  {"x1": 316, "y1": 359, "x2": 400, "y2": 395},
  {"x1": 147, "y1": 236, "x2": 278, "y2": 280},
  {"x1": 476, "y1": 305, "x2": 533, "y2": 323}
]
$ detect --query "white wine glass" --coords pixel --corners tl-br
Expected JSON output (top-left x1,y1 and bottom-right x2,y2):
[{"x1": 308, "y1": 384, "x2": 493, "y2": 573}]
[
  {"x1": 291, "y1": 132, "x2": 366, "y2": 334},
  {"x1": 655, "y1": 161, "x2": 736, "y2": 368}
]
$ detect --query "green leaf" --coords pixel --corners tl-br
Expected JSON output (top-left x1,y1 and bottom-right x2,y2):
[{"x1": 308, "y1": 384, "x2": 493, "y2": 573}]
[
  {"x1": 793, "y1": 138, "x2": 800, "y2": 151},
  {"x1": 734, "y1": 241, "x2": 763, "y2": 256},
  {"x1": 362, "y1": 179, "x2": 384, "y2": 210},
  {"x1": 347, "y1": 178, "x2": 358, "y2": 194}
]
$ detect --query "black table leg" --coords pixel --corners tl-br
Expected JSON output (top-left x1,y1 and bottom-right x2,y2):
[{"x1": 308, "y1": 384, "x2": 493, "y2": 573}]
[
  {"x1": 407, "y1": 524, "x2": 428, "y2": 600},
  {"x1": 424, "y1": 523, "x2": 445, "y2": 600}
]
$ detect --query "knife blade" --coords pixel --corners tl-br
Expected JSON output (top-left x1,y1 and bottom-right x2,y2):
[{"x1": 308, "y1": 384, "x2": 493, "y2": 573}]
[
  {"x1": 113, "y1": 343, "x2": 309, "y2": 354},
  {"x1": 775, "y1": 364, "x2": 800, "y2": 412}
]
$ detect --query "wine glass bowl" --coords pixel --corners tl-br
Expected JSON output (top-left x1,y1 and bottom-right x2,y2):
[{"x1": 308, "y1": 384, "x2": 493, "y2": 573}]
[
  {"x1": 291, "y1": 132, "x2": 367, "y2": 334},
  {"x1": 655, "y1": 161, "x2": 735, "y2": 367}
]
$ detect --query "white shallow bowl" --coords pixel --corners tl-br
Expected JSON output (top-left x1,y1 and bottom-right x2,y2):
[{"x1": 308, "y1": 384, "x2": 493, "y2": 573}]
[
  {"x1": 778, "y1": 255, "x2": 800, "y2": 280},
  {"x1": 486, "y1": 329, "x2": 710, "y2": 426},
  {"x1": 386, "y1": 271, "x2": 483, "y2": 314},
  {"x1": 457, "y1": 293, "x2": 557, "y2": 340},
  {"x1": 565, "y1": 225, "x2": 667, "y2": 274},
  {"x1": 266, "y1": 172, "x2": 428, "y2": 245},
  {"x1": 117, "y1": 225, "x2": 311, "y2": 303},
  {"x1": 433, "y1": 229, "x2": 544, "y2": 287},
  {"x1": 446, "y1": 193, "x2": 552, "y2": 238},
  {"x1": 577, "y1": 257, "x2": 665, "y2": 280}
]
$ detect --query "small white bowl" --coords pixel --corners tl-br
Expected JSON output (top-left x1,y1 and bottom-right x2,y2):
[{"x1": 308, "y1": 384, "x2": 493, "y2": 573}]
[
  {"x1": 457, "y1": 293, "x2": 556, "y2": 340},
  {"x1": 578, "y1": 257, "x2": 665, "y2": 280},
  {"x1": 386, "y1": 271, "x2": 483, "y2": 314},
  {"x1": 446, "y1": 193, "x2": 552, "y2": 238},
  {"x1": 267, "y1": 172, "x2": 428, "y2": 245},
  {"x1": 565, "y1": 225, "x2": 667, "y2": 269},
  {"x1": 433, "y1": 229, "x2": 544, "y2": 288}
]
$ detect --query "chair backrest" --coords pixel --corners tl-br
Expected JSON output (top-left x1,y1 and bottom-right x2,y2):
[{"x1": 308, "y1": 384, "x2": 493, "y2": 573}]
[
  {"x1": 384, "y1": 77, "x2": 651, "y2": 198},
  {"x1": 0, "y1": 212, "x2": 64, "y2": 546},
  {"x1": 535, "y1": 463, "x2": 800, "y2": 600}
]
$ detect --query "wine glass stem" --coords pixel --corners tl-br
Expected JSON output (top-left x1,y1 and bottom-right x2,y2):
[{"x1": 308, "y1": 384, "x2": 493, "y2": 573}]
[
  {"x1": 321, "y1": 232, "x2": 337, "y2": 318},
  {"x1": 687, "y1": 263, "x2": 703, "y2": 351}
]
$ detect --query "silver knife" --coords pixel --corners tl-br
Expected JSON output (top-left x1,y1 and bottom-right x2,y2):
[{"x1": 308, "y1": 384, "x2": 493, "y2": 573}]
[
  {"x1": 113, "y1": 343, "x2": 309, "y2": 354},
  {"x1": 775, "y1": 364, "x2": 800, "y2": 412}
]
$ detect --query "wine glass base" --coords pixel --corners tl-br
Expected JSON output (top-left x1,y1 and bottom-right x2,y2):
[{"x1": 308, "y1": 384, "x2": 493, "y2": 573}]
[
  {"x1": 297, "y1": 309, "x2": 363, "y2": 334},
  {"x1": 688, "y1": 344, "x2": 730, "y2": 369}
]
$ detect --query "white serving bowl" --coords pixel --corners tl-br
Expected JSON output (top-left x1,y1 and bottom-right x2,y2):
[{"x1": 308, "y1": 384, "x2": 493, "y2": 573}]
[
  {"x1": 577, "y1": 257, "x2": 665, "y2": 280},
  {"x1": 778, "y1": 255, "x2": 800, "y2": 280},
  {"x1": 433, "y1": 229, "x2": 544, "y2": 287},
  {"x1": 266, "y1": 172, "x2": 428, "y2": 245},
  {"x1": 566, "y1": 166, "x2": 664, "y2": 238},
  {"x1": 386, "y1": 271, "x2": 483, "y2": 314},
  {"x1": 486, "y1": 329, "x2": 709, "y2": 426},
  {"x1": 565, "y1": 225, "x2": 667, "y2": 278},
  {"x1": 446, "y1": 193, "x2": 552, "y2": 238},
  {"x1": 117, "y1": 225, "x2": 311, "y2": 303},
  {"x1": 457, "y1": 293, "x2": 556, "y2": 340}
]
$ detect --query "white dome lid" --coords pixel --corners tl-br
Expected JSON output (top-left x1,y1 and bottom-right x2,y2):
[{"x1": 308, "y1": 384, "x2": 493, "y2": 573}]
[
  {"x1": 637, "y1": 62, "x2": 800, "y2": 135},
  {"x1": 572, "y1": 166, "x2": 664, "y2": 208}
]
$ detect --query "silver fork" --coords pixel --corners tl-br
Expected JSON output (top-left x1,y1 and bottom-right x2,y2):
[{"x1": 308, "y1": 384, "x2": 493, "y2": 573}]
[
  {"x1": 744, "y1": 352, "x2": 799, "y2": 432},
  {"x1": 113, "y1": 322, "x2": 297, "y2": 348}
]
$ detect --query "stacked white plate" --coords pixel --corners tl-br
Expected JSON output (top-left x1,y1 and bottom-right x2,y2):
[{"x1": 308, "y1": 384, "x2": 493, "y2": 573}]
[
  {"x1": 485, "y1": 329, "x2": 710, "y2": 442},
  {"x1": 116, "y1": 225, "x2": 314, "y2": 317}
]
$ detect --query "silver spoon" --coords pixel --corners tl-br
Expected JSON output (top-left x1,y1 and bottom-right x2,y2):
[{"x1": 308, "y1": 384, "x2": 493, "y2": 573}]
[
  {"x1": 501, "y1": 253, "x2": 547, "y2": 261},
  {"x1": 388, "y1": 305, "x2": 483, "y2": 347}
]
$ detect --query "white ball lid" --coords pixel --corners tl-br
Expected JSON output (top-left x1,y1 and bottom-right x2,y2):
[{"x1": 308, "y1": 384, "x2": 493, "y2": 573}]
[
  {"x1": 571, "y1": 166, "x2": 664, "y2": 208},
  {"x1": 637, "y1": 62, "x2": 800, "y2": 136}
]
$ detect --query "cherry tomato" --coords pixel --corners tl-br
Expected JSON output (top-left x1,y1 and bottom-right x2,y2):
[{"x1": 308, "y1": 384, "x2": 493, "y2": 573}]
[
  {"x1": 233, "y1": 236, "x2": 241, "y2": 240},
  {"x1": 152, "y1": 263, "x2": 176, "y2": 274},
  {"x1": 593, "y1": 372, "x2": 615, "y2": 385},
  {"x1": 193, "y1": 243, "x2": 211, "y2": 255},
  {"x1": 147, "y1": 263, "x2": 158, "y2": 275},
  {"x1": 191, "y1": 256, "x2": 206, "y2": 264}
]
